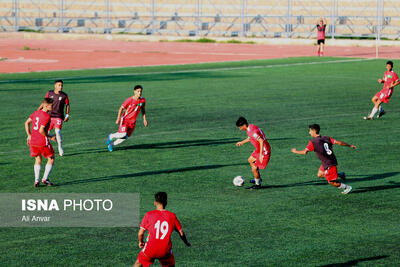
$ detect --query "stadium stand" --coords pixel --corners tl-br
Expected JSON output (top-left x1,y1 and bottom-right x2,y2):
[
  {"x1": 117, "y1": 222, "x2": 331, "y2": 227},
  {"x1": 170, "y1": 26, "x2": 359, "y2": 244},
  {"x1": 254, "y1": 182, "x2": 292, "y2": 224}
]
[{"x1": 0, "y1": 0, "x2": 399, "y2": 39}]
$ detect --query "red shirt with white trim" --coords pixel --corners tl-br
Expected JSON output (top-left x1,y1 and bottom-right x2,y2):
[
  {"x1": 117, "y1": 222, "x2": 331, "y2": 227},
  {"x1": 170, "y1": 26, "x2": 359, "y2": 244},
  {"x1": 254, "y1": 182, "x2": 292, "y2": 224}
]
[
  {"x1": 121, "y1": 96, "x2": 145, "y2": 123},
  {"x1": 140, "y1": 209, "x2": 182, "y2": 258},
  {"x1": 246, "y1": 124, "x2": 271, "y2": 155},
  {"x1": 382, "y1": 70, "x2": 399, "y2": 96},
  {"x1": 29, "y1": 110, "x2": 51, "y2": 146}
]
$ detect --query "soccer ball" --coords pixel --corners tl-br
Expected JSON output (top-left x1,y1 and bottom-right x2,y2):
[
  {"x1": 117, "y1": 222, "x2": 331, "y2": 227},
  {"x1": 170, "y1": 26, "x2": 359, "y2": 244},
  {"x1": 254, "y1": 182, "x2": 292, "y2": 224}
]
[{"x1": 233, "y1": 176, "x2": 244, "y2": 187}]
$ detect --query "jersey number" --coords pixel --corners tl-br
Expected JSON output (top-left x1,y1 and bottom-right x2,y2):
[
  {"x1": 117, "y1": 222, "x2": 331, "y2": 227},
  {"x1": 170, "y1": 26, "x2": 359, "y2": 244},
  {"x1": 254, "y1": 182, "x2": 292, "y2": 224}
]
[
  {"x1": 154, "y1": 220, "x2": 169, "y2": 240},
  {"x1": 33, "y1": 117, "x2": 40, "y2": 130},
  {"x1": 323, "y1": 143, "x2": 332, "y2": 155}
]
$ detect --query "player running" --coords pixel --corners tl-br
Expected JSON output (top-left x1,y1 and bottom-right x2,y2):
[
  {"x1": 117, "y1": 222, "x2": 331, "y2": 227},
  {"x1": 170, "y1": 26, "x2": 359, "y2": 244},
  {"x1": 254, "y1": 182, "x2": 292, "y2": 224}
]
[
  {"x1": 134, "y1": 192, "x2": 191, "y2": 267},
  {"x1": 364, "y1": 61, "x2": 399, "y2": 120},
  {"x1": 25, "y1": 98, "x2": 56, "y2": 187},
  {"x1": 291, "y1": 124, "x2": 356, "y2": 194},
  {"x1": 316, "y1": 17, "x2": 327, "y2": 56},
  {"x1": 106, "y1": 85, "x2": 147, "y2": 152},
  {"x1": 38, "y1": 80, "x2": 70, "y2": 156},
  {"x1": 236, "y1": 117, "x2": 271, "y2": 189}
]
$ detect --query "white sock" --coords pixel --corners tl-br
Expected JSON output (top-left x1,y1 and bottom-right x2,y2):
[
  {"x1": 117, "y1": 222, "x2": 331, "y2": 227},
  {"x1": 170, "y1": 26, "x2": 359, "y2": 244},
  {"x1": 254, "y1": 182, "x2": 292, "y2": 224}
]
[
  {"x1": 110, "y1": 132, "x2": 126, "y2": 139},
  {"x1": 255, "y1": 178, "x2": 260, "y2": 185},
  {"x1": 55, "y1": 128, "x2": 63, "y2": 153},
  {"x1": 369, "y1": 107, "x2": 378, "y2": 118},
  {"x1": 113, "y1": 138, "x2": 127, "y2": 146},
  {"x1": 339, "y1": 183, "x2": 346, "y2": 189},
  {"x1": 378, "y1": 106, "x2": 383, "y2": 112},
  {"x1": 34, "y1": 165, "x2": 41, "y2": 182},
  {"x1": 42, "y1": 164, "x2": 53, "y2": 181}
]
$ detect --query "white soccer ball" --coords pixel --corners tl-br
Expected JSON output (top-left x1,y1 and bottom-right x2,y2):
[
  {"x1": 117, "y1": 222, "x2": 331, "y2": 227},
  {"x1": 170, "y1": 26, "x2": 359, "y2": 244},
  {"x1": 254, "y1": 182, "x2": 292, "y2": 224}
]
[{"x1": 233, "y1": 176, "x2": 244, "y2": 187}]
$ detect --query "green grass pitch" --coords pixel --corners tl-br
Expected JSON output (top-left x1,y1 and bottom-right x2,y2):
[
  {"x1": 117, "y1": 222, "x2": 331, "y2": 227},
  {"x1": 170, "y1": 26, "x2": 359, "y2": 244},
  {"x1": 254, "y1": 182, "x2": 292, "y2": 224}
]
[{"x1": 0, "y1": 57, "x2": 399, "y2": 266}]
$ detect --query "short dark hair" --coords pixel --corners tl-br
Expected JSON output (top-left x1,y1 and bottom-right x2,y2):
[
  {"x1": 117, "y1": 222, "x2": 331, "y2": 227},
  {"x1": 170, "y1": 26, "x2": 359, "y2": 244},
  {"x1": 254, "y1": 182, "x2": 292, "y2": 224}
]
[
  {"x1": 309, "y1": 124, "x2": 320, "y2": 134},
  {"x1": 55, "y1": 79, "x2": 63, "y2": 84},
  {"x1": 236, "y1": 117, "x2": 248, "y2": 127},
  {"x1": 155, "y1": 192, "x2": 168, "y2": 207},
  {"x1": 387, "y1": 61, "x2": 394, "y2": 68},
  {"x1": 134, "y1": 85, "x2": 143, "y2": 90},
  {"x1": 43, "y1": 97, "x2": 53, "y2": 104}
]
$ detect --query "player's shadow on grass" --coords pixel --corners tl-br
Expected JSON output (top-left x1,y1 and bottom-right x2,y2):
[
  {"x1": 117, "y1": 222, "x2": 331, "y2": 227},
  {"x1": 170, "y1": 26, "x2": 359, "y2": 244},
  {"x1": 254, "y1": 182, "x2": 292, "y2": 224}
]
[
  {"x1": 258, "y1": 180, "x2": 326, "y2": 190},
  {"x1": 346, "y1": 172, "x2": 400, "y2": 183},
  {"x1": 67, "y1": 138, "x2": 241, "y2": 156},
  {"x1": 58, "y1": 163, "x2": 248, "y2": 186},
  {"x1": 318, "y1": 255, "x2": 388, "y2": 267},
  {"x1": 351, "y1": 181, "x2": 400, "y2": 194}
]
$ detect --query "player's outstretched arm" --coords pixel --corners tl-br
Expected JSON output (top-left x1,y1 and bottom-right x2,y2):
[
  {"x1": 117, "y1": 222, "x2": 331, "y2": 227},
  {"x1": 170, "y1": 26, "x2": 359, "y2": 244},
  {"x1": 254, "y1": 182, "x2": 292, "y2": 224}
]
[
  {"x1": 236, "y1": 138, "x2": 250, "y2": 147},
  {"x1": 334, "y1": 140, "x2": 356, "y2": 149},
  {"x1": 115, "y1": 106, "x2": 125, "y2": 124},
  {"x1": 178, "y1": 230, "x2": 191, "y2": 247},
  {"x1": 137, "y1": 228, "x2": 146, "y2": 248},
  {"x1": 25, "y1": 118, "x2": 32, "y2": 146},
  {"x1": 291, "y1": 148, "x2": 308, "y2": 155}
]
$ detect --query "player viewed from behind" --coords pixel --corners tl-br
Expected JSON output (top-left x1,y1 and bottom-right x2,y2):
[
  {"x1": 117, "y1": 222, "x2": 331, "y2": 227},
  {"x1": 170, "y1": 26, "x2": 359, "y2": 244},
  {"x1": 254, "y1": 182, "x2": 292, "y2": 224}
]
[
  {"x1": 316, "y1": 17, "x2": 327, "y2": 56},
  {"x1": 236, "y1": 117, "x2": 271, "y2": 189},
  {"x1": 25, "y1": 98, "x2": 56, "y2": 187},
  {"x1": 38, "y1": 79, "x2": 70, "y2": 156},
  {"x1": 291, "y1": 124, "x2": 356, "y2": 194},
  {"x1": 364, "y1": 61, "x2": 399, "y2": 120},
  {"x1": 107, "y1": 85, "x2": 147, "y2": 152},
  {"x1": 134, "y1": 192, "x2": 191, "y2": 267}
]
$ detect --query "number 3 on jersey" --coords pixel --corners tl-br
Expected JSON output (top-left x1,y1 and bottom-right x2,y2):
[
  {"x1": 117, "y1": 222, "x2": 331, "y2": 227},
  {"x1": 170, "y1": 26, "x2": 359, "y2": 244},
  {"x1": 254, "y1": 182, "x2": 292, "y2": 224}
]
[
  {"x1": 154, "y1": 220, "x2": 169, "y2": 240},
  {"x1": 323, "y1": 143, "x2": 332, "y2": 155},
  {"x1": 33, "y1": 117, "x2": 40, "y2": 130}
]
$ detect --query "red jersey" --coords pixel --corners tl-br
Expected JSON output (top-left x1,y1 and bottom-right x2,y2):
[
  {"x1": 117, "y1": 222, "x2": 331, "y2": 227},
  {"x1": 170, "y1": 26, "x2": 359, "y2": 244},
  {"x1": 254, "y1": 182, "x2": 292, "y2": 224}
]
[
  {"x1": 121, "y1": 96, "x2": 145, "y2": 123},
  {"x1": 246, "y1": 124, "x2": 271, "y2": 155},
  {"x1": 317, "y1": 24, "x2": 326, "y2": 40},
  {"x1": 140, "y1": 210, "x2": 182, "y2": 258},
  {"x1": 29, "y1": 110, "x2": 51, "y2": 146},
  {"x1": 382, "y1": 70, "x2": 399, "y2": 93}
]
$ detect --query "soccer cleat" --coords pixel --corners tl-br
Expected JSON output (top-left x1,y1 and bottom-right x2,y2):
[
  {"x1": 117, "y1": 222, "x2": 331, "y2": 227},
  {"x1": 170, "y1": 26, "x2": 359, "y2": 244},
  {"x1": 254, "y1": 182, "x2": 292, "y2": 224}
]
[
  {"x1": 377, "y1": 110, "x2": 386, "y2": 118},
  {"x1": 106, "y1": 134, "x2": 112, "y2": 145},
  {"x1": 108, "y1": 143, "x2": 113, "y2": 152},
  {"x1": 34, "y1": 182, "x2": 40, "y2": 187},
  {"x1": 246, "y1": 184, "x2": 262, "y2": 190},
  {"x1": 338, "y1": 172, "x2": 346, "y2": 182},
  {"x1": 363, "y1": 116, "x2": 373, "y2": 120},
  {"x1": 250, "y1": 178, "x2": 263, "y2": 184},
  {"x1": 342, "y1": 185, "x2": 352, "y2": 195},
  {"x1": 42, "y1": 180, "x2": 54, "y2": 186}
]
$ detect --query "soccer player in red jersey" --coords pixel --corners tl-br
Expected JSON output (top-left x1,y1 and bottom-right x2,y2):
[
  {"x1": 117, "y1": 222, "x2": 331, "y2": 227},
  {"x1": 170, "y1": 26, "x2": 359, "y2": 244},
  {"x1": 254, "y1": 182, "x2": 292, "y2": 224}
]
[
  {"x1": 38, "y1": 80, "x2": 70, "y2": 156},
  {"x1": 107, "y1": 85, "x2": 148, "y2": 152},
  {"x1": 316, "y1": 17, "x2": 327, "y2": 56},
  {"x1": 364, "y1": 61, "x2": 400, "y2": 120},
  {"x1": 25, "y1": 98, "x2": 57, "y2": 187},
  {"x1": 236, "y1": 117, "x2": 271, "y2": 189},
  {"x1": 291, "y1": 124, "x2": 356, "y2": 194},
  {"x1": 134, "y1": 192, "x2": 191, "y2": 267}
]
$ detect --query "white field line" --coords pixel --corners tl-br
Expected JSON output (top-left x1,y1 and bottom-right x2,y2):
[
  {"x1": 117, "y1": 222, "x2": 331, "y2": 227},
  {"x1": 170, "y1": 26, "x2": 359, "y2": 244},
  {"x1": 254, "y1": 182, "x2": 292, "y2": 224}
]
[{"x1": 0, "y1": 58, "x2": 372, "y2": 83}]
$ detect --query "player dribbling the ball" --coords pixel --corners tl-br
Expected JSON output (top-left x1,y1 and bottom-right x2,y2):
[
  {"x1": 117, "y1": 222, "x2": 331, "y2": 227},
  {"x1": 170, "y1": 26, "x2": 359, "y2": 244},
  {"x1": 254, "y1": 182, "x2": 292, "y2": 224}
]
[{"x1": 236, "y1": 117, "x2": 271, "y2": 189}]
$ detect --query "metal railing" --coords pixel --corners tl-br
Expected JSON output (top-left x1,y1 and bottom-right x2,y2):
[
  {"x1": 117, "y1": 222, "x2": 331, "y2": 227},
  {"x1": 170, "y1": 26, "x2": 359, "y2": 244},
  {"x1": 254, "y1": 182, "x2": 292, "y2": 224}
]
[{"x1": 0, "y1": 0, "x2": 399, "y2": 39}]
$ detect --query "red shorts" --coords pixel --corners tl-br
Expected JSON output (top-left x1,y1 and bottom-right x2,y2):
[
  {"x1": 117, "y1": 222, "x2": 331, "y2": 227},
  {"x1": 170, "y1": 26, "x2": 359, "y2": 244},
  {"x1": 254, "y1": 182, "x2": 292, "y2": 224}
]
[
  {"x1": 375, "y1": 89, "x2": 392, "y2": 104},
  {"x1": 137, "y1": 250, "x2": 175, "y2": 267},
  {"x1": 319, "y1": 165, "x2": 338, "y2": 181},
  {"x1": 30, "y1": 144, "x2": 55, "y2": 158},
  {"x1": 48, "y1": 118, "x2": 63, "y2": 131},
  {"x1": 251, "y1": 151, "x2": 271, "y2": 169},
  {"x1": 118, "y1": 120, "x2": 136, "y2": 137}
]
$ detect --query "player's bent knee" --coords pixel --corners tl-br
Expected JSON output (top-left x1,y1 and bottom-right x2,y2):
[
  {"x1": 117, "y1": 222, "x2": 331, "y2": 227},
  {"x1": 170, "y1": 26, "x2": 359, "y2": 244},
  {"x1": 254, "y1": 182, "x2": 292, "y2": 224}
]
[{"x1": 328, "y1": 180, "x2": 340, "y2": 187}]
